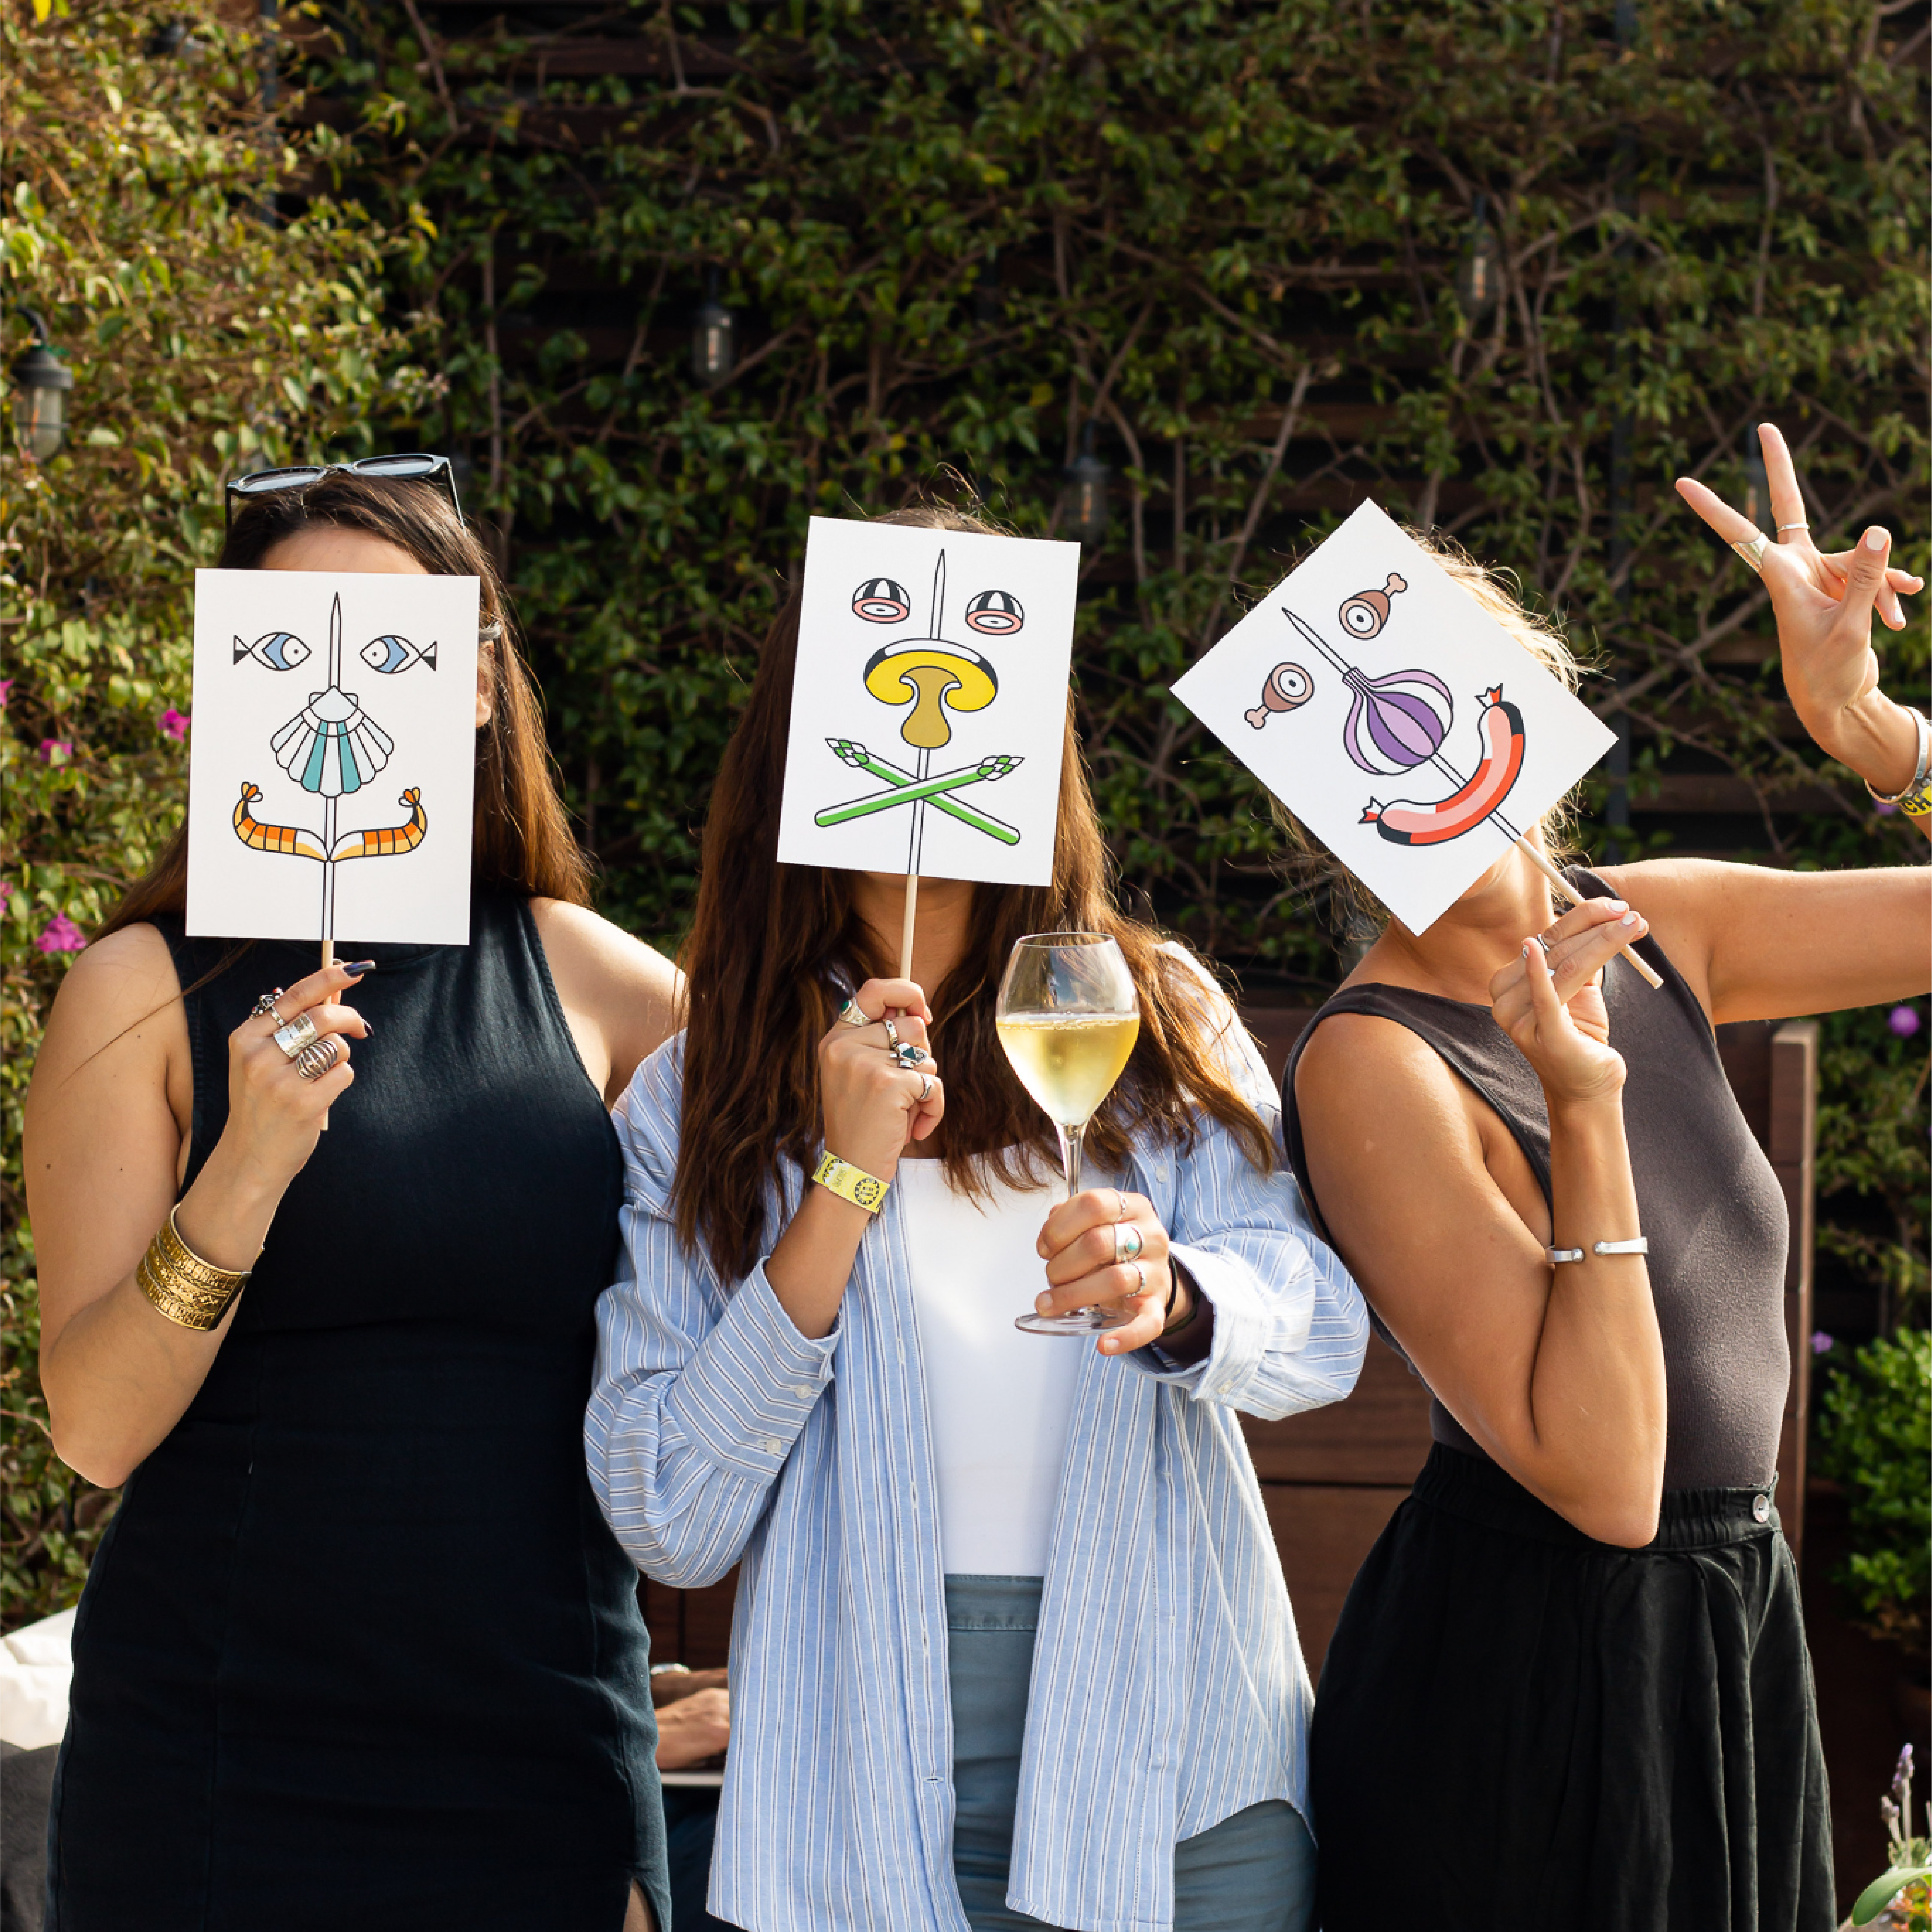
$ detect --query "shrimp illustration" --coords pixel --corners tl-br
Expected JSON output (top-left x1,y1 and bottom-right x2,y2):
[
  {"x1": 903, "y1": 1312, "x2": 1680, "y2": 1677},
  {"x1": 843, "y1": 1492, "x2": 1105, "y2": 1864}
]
[
  {"x1": 331, "y1": 789, "x2": 428, "y2": 861},
  {"x1": 234, "y1": 782, "x2": 327, "y2": 860}
]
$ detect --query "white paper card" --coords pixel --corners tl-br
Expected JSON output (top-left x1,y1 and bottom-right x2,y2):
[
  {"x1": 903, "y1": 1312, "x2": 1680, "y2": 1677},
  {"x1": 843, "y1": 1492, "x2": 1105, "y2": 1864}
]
[
  {"x1": 1171, "y1": 501, "x2": 1615, "y2": 934},
  {"x1": 776, "y1": 518, "x2": 1080, "y2": 888},
  {"x1": 186, "y1": 569, "x2": 480, "y2": 945}
]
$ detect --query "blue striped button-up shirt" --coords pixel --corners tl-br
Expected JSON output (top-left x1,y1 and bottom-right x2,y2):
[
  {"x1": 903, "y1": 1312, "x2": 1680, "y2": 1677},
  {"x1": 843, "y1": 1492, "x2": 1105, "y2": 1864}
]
[{"x1": 587, "y1": 997, "x2": 1368, "y2": 1932}]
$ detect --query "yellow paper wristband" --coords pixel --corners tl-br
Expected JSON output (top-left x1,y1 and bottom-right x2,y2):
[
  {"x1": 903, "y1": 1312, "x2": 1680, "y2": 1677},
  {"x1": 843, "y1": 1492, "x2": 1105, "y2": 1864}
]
[{"x1": 812, "y1": 1151, "x2": 889, "y2": 1214}]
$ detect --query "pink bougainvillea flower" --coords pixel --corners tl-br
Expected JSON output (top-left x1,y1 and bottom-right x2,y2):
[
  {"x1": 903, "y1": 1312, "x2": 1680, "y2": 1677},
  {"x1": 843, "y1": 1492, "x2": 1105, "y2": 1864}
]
[
  {"x1": 0, "y1": 679, "x2": 13, "y2": 708},
  {"x1": 36, "y1": 913, "x2": 88, "y2": 953},
  {"x1": 39, "y1": 738, "x2": 72, "y2": 765},
  {"x1": 160, "y1": 708, "x2": 190, "y2": 741},
  {"x1": 1890, "y1": 1005, "x2": 1923, "y2": 1039},
  {"x1": 0, "y1": 878, "x2": 11, "y2": 907},
  {"x1": 1810, "y1": 1332, "x2": 1834, "y2": 1356},
  {"x1": 1874, "y1": 797, "x2": 1899, "y2": 816}
]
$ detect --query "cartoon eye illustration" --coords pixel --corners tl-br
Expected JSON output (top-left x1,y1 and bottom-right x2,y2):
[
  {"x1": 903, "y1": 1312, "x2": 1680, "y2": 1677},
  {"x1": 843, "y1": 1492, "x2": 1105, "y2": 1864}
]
[
  {"x1": 964, "y1": 589, "x2": 1024, "y2": 635},
  {"x1": 233, "y1": 631, "x2": 311, "y2": 672},
  {"x1": 1338, "y1": 573, "x2": 1409, "y2": 640},
  {"x1": 360, "y1": 634, "x2": 439, "y2": 675},
  {"x1": 852, "y1": 578, "x2": 911, "y2": 623}
]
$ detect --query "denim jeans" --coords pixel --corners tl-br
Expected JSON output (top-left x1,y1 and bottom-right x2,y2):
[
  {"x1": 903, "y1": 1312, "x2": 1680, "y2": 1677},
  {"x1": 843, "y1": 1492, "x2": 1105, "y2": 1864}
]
[{"x1": 946, "y1": 1575, "x2": 1316, "y2": 1932}]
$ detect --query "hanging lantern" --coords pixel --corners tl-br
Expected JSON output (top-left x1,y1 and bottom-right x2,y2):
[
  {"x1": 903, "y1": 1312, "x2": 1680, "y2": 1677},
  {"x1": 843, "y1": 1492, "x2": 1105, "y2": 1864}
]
[
  {"x1": 1741, "y1": 434, "x2": 1770, "y2": 529},
  {"x1": 1063, "y1": 423, "x2": 1110, "y2": 545},
  {"x1": 690, "y1": 270, "x2": 736, "y2": 388},
  {"x1": 974, "y1": 257, "x2": 1001, "y2": 325},
  {"x1": 1339, "y1": 665, "x2": 1456, "y2": 776},
  {"x1": 11, "y1": 310, "x2": 74, "y2": 463},
  {"x1": 1454, "y1": 194, "x2": 1502, "y2": 328}
]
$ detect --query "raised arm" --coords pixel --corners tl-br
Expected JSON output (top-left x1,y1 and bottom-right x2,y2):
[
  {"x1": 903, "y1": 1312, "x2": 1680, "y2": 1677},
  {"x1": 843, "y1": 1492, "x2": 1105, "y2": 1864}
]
[
  {"x1": 25, "y1": 931, "x2": 368, "y2": 1486},
  {"x1": 1295, "y1": 901, "x2": 1669, "y2": 1547},
  {"x1": 1676, "y1": 421, "x2": 1927, "y2": 839}
]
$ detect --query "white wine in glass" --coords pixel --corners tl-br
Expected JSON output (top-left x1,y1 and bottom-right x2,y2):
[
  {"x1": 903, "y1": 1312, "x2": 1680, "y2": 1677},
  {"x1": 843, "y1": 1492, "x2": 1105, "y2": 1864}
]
[{"x1": 996, "y1": 932, "x2": 1141, "y2": 1336}]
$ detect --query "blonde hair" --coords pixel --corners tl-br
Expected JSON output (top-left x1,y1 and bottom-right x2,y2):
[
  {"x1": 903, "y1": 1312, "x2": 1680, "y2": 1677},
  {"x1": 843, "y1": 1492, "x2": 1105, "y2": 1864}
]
[{"x1": 1266, "y1": 526, "x2": 1594, "y2": 936}]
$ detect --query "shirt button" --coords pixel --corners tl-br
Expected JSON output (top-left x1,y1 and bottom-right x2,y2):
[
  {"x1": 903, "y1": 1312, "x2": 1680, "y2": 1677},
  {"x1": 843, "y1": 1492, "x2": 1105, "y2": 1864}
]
[
  {"x1": 1752, "y1": 1493, "x2": 1770, "y2": 1524},
  {"x1": 760, "y1": 1436, "x2": 783, "y2": 1455},
  {"x1": 790, "y1": 1385, "x2": 815, "y2": 1399}
]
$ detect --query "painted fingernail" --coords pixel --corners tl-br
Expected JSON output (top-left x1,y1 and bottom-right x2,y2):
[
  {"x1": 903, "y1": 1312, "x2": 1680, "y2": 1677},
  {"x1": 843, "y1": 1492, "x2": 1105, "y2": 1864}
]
[
  {"x1": 342, "y1": 960, "x2": 378, "y2": 974},
  {"x1": 1620, "y1": 911, "x2": 1639, "y2": 927},
  {"x1": 1866, "y1": 527, "x2": 1889, "y2": 552},
  {"x1": 1523, "y1": 941, "x2": 1536, "y2": 959},
  {"x1": 361, "y1": 1019, "x2": 375, "y2": 1035},
  {"x1": 1036, "y1": 1294, "x2": 1052, "y2": 1314},
  {"x1": 1605, "y1": 899, "x2": 1627, "y2": 912}
]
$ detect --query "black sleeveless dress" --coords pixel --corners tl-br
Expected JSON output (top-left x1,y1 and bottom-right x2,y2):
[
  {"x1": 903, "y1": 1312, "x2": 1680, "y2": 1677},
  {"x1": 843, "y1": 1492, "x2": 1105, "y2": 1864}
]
[
  {"x1": 1284, "y1": 871, "x2": 1832, "y2": 1932},
  {"x1": 46, "y1": 893, "x2": 669, "y2": 1932}
]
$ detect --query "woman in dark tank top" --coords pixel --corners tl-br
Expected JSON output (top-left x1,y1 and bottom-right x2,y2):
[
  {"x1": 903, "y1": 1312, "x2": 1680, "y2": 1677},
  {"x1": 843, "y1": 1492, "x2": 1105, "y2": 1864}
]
[
  {"x1": 24, "y1": 471, "x2": 684, "y2": 1931},
  {"x1": 1283, "y1": 427, "x2": 1929, "y2": 1932}
]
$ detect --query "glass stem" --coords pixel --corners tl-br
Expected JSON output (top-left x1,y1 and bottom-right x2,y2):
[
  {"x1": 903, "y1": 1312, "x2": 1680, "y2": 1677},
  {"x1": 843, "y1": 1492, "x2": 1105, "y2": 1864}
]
[{"x1": 1058, "y1": 1121, "x2": 1085, "y2": 1201}]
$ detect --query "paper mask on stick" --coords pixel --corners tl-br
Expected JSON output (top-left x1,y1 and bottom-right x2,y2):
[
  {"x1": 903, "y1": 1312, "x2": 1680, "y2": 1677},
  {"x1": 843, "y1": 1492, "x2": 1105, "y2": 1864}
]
[
  {"x1": 776, "y1": 518, "x2": 1079, "y2": 893},
  {"x1": 186, "y1": 569, "x2": 480, "y2": 946},
  {"x1": 1171, "y1": 501, "x2": 1617, "y2": 937}
]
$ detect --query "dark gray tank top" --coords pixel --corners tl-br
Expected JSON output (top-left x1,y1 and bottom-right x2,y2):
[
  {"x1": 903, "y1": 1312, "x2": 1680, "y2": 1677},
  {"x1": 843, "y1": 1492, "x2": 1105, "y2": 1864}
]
[{"x1": 1283, "y1": 869, "x2": 1789, "y2": 1490}]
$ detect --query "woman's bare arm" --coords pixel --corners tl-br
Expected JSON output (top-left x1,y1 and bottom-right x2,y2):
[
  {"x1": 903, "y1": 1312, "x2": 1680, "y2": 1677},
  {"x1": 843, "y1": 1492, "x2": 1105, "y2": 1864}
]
[
  {"x1": 1601, "y1": 858, "x2": 1929, "y2": 1028},
  {"x1": 26, "y1": 931, "x2": 367, "y2": 1486},
  {"x1": 531, "y1": 899, "x2": 684, "y2": 1105},
  {"x1": 1295, "y1": 909, "x2": 1669, "y2": 1546}
]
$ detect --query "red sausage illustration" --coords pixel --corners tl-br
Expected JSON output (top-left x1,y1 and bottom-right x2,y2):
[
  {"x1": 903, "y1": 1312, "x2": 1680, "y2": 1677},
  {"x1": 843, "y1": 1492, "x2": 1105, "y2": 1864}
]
[{"x1": 1361, "y1": 687, "x2": 1526, "y2": 846}]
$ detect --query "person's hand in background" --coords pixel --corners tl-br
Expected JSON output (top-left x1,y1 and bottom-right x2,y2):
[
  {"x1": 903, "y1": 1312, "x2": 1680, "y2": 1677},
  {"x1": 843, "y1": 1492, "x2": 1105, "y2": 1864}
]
[{"x1": 651, "y1": 1669, "x2": 730, "y2": 1771}]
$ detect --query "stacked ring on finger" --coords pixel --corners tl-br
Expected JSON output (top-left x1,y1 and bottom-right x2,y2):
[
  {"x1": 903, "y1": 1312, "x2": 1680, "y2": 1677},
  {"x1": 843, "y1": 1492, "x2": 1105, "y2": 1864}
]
[
  {"x1": 293, "y1": 1036, "x2": 341, "y2": 1082},
  {"x1": 1114, "y1": 1222, "x2": 1145, "y2": 1265},
  {"x1": 273, "y1": 1012, "x2": 321, "y2": 1060},
  {"x1": 252, "y1": 987, "x2": 288, "y2": 1024},
  {"x1": 916, "y1": 1074, "x2": 934, "y2": 1103},
  {"x1": 890, "y1": 1040, "x2": 928, "y2": 1069},
  {"x1": 1729, "y1": 530, "x2": 1769, "y2": 575},
  {"x1": 837, "y1": 998, "x2": 870, "y2": 1029},
  {"x1": 881, "y1": 1017, "x2": 901, "y2": 1051}
]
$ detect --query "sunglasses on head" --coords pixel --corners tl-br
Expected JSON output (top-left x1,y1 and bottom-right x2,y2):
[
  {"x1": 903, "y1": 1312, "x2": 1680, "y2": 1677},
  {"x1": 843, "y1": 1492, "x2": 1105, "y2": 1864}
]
[{"x1": 223, "y1": 453, "x2": 464, "y2": 529}]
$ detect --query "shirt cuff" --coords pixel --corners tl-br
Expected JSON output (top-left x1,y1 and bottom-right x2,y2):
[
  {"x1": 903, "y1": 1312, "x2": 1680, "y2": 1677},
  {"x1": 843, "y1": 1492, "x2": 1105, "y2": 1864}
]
[
  {"x1": 660, "y1": 1259, "x2": 839, "y2": 1479},
  {"x1": 1128, "y1": 1241, "x2": 1282, "y2": 1402}
]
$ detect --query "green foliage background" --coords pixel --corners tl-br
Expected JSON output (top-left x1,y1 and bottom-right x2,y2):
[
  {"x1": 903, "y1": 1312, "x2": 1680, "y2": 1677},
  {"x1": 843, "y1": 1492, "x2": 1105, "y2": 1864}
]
[{"x1": 3, "y1": 0, "x2": 1927, "y2": 1625}]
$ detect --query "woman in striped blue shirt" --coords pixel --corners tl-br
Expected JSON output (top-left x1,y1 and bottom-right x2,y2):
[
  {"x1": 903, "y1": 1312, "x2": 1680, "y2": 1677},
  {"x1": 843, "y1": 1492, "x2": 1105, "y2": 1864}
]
[{"x1": 587, "y1": 504, "x2": 1368, "y2": 1932}]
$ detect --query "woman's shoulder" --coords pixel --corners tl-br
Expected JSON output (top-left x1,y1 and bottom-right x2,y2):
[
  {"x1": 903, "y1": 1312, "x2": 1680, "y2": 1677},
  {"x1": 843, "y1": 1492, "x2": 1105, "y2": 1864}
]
[
  {"x1": 529, "y1": 898, "x2": 685, "y2": 1076},
  {"x1": 30, "y1": 922, "x2": 186, "y2": 1099}
]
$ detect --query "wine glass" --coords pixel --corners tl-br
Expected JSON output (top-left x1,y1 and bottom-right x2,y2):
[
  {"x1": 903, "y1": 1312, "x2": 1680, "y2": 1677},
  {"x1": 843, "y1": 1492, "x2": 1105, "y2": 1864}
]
[{"x1": 995, "y1": 932, "x2": 1142, "y2": 1336}]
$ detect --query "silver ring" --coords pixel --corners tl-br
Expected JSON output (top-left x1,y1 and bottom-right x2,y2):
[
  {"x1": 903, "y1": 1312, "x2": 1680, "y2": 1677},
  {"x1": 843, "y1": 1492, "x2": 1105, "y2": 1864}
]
[
  {"x1": 1532, "y1": 932, "x2": 1553, "y2": 956},
  {"x1": 1729, "y1": 531, "x2": 1769, "y2": 574},
  {"x1": 1133, "y1": 1262, "x2": 1146, "y2": 1295},
  {"x1": 916, "y1": 1074, "x2": 934, "y2": 1103},
  {"x1": 293, "y1": 1036, "x2": 340, "y2": 1082},
  {"x1": 881, "y1": 1017, "x2": 900, "y2": 1051},
  {"x1": 1112, "y1": 1188, "x2": 1127, "y2": 1223},
  {"x1": 1114, "y1": 1222, "x2": 1144, "y2": 1265},
  {"x1": 252, "y1": 987, "x2": 287, "y2": 1025},
  {"x1": 891, "y1": 1040, "x2": 928, "y2": 1069},
  {"x1": 1776, "y1": 520, "x2": 1809, "y2": 533},
  {"x1": 273, "y1": 1012, "x2": 320, "y2": 1060},
  {"x1": 837, "y1": 999, "x2": 869, "y2": 1029}
]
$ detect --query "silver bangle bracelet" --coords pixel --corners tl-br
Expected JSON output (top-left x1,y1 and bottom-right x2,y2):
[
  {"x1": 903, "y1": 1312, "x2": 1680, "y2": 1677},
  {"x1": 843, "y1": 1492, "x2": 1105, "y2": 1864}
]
[
  {"x1": 1865, "y1": 705, "x2": 1931, "y2": 808},
  {"x1": 1547, "y1": 1236, "x2": 1649, "y2": 1265}
]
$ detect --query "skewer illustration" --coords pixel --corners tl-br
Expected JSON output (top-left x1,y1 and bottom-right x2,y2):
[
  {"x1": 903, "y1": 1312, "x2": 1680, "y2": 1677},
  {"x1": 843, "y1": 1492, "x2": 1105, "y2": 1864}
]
[
  {"x1": 232, "y1": 593, "x2": 432, "y2": 951},
  {"x1": 1277, "y1": 603, "x2": 1664, "y2": 987}
]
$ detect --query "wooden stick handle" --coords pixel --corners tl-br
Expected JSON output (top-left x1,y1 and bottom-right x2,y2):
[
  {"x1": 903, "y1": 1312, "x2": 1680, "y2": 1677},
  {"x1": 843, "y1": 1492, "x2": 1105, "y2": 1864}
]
[
  {"x1": 898, "y1": 873, "x2": 918, "y2": 981},
  {"x1": 1517, "y1": 840, "x2": 1665, "y2": 990},
  {"x1": 319, "y1": 939, "x2": 334, "y2": 1129}
]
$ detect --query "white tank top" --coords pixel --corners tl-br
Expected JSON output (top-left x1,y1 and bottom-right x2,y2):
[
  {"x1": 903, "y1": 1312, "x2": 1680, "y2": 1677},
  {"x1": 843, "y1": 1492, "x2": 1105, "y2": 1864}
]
[{"x1": 895, "y1": 1156, "x2": 1083, "y2": 1578}]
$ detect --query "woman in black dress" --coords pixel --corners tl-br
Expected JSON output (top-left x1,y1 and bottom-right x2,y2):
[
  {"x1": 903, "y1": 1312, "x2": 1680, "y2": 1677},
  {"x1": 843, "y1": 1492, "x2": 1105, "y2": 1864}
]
[
  {"x1": 24, "y1": 464, "x2": 682, "y2": 1930},
  {"x1": 1286, "y1": 426, "x2": 1929, "y2": 1930}
]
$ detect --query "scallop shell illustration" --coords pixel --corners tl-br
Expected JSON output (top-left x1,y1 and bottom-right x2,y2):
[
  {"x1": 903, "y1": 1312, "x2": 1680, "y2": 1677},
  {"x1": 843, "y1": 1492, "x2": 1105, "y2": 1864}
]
[
  {"x1": 270, "y1": 687, "x2": 395, "y2": 797},
  {"x1": 1338, "y1": 572, "x2": 1409, "y2": 641}
]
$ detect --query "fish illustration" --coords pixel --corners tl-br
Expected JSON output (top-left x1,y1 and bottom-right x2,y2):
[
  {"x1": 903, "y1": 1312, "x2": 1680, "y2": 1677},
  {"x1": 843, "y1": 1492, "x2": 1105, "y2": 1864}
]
[
  {"x1": 359, "y1": 633, "x2": 438, "y2": 675},
  {"x1": 234, "y1": 631, "x2": 311, "y2": 672}
]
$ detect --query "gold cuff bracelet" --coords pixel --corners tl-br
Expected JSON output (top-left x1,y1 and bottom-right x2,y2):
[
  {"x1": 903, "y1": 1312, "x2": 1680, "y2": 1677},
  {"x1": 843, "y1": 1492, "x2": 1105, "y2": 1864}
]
[{"x1": 136, "y1": 1208, "x2": 253, "y2": 1332}]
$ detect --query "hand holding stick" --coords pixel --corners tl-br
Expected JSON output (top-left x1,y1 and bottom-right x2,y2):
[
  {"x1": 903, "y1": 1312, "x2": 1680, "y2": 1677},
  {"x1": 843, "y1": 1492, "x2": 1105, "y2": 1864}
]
[{"x1": 1515, "y1": 838, "x2": 1665, "y2": 991}]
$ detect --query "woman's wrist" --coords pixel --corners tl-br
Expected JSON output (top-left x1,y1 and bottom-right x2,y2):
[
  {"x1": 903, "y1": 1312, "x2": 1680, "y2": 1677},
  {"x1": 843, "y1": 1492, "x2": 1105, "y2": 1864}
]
[
  {"x1": 174, "y1": 1146, "x2": 288, "y2": 1273},
  {"x1": 1819, "y1": 688, "x2": 1922, "y2": 798}
]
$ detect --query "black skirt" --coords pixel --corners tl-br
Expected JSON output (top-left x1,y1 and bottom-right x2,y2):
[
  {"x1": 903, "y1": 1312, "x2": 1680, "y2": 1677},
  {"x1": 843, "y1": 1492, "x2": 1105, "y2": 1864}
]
[{"x1": 1310, "y1": 1446, "x2": 1833, "y2": 1932}]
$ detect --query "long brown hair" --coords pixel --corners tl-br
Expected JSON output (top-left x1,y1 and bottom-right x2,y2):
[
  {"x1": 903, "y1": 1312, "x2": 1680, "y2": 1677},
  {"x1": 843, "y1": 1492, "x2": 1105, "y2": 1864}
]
[
  {"x1": 674, "y1": 504, "x2": 1274, "y2": 1282},
  {"x1": 96, "y1": 469, "x2": 591, "y2": 943}
]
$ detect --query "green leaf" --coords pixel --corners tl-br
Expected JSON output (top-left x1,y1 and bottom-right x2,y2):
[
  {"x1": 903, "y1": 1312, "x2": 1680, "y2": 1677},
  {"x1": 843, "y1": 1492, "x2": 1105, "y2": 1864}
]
[{"x1": 1853, "y1": 1868, "x2": 1932, "y2": 1925}]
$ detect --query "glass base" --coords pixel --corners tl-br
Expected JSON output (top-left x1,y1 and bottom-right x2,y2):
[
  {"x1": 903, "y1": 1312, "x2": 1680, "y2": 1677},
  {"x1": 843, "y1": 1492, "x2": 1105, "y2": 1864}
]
[{"x1": 1014, "y1": 1307, "x2": 1134, "y2": 1336}]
